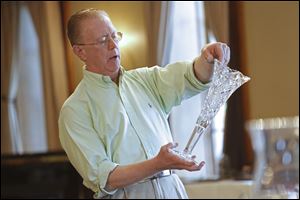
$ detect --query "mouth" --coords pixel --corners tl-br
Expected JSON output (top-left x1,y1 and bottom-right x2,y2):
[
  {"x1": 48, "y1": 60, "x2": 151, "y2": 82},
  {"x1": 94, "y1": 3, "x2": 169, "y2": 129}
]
[{"x1": 109, "y1": 55, "x2": 119, "y2": 60}]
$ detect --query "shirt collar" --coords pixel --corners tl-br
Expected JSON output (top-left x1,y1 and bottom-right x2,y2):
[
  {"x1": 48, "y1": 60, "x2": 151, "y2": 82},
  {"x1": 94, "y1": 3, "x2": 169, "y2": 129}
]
[{"x1": 82, "y1": 66, "x2": 125, "y2": 86}]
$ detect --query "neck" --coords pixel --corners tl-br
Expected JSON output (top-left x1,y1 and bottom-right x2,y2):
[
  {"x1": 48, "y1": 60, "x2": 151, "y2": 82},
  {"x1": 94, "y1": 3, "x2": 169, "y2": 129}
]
[{"x1": 86, "y1": 65, "x2": 120, "y2": 84}]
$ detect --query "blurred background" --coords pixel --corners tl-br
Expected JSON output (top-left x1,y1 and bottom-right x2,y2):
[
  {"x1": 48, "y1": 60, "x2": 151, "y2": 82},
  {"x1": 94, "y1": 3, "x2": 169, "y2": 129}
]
[{"x1": 1, "y1": 1, "x2": 299, "y2": 199}]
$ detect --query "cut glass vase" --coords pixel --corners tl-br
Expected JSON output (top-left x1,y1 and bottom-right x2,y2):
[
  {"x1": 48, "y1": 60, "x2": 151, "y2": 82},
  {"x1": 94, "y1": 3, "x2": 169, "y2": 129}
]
[{"x1": 171, "y1": 59, "x2": 250, "y2": 163}]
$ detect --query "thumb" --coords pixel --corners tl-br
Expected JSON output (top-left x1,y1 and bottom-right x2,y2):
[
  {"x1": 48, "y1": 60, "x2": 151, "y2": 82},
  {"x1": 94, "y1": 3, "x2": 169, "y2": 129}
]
[{"x1": 166, "y1": 142, "x2": 178, "y2": 149}]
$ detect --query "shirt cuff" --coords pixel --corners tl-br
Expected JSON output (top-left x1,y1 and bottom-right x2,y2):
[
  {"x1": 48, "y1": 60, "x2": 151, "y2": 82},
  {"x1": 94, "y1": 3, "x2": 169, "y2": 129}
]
[{"x1": 93, "y1": 160, "x2": 119, "y2": 198}]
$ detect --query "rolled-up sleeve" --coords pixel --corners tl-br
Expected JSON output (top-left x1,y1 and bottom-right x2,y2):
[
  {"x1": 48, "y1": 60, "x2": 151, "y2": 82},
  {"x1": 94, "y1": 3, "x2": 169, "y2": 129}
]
[{"x1": 58, "y1": 104, "x2": 118, "y2": 197}]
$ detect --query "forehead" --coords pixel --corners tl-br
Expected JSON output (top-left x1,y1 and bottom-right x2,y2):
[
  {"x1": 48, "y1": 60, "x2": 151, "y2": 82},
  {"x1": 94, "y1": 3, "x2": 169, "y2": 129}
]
[{"x1": 81, "y1": 15, "x2": 116, "y2": 35}]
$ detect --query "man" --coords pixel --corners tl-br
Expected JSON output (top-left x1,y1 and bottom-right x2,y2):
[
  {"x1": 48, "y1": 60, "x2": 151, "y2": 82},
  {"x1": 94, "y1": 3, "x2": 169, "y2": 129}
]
[{"x1": 59, "y1": 8, "x2": 230, "y2": 199}]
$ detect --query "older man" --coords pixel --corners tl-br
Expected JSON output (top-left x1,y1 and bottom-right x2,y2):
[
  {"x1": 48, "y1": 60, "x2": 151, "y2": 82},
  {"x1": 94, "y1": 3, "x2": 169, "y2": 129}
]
[{"x1": 59, "y1": 8, "x2": 230, "y2": 199}]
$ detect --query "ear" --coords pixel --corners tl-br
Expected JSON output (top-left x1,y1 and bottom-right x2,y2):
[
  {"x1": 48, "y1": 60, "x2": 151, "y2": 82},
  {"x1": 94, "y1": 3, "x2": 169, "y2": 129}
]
[{"x1": 73, "y1": 45, "x2": 87, "y2": 61}]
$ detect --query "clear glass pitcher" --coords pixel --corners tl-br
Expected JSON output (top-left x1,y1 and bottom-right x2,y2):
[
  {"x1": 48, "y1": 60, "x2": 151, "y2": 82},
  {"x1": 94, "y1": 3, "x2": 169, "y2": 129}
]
[{"x1": 247, "y1": 116, "x2": 299, "y2": 199}]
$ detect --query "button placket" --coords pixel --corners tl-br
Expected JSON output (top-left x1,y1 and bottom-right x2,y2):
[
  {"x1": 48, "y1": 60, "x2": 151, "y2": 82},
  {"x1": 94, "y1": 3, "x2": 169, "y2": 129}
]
[{"x1": 118, "y1": 79, "x2": 153, "y2": 159}]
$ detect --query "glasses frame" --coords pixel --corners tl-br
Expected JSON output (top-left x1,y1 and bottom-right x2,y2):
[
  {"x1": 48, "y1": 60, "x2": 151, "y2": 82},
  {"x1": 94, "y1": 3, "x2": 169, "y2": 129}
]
[{"x1": 75, "y1": 31, "x2": 123, "y2": 47}]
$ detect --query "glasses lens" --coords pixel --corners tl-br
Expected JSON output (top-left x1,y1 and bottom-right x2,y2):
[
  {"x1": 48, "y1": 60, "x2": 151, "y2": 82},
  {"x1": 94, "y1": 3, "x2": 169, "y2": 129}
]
[{"x1": 115, "y1": 32, "x2": 122, "y2": 42}]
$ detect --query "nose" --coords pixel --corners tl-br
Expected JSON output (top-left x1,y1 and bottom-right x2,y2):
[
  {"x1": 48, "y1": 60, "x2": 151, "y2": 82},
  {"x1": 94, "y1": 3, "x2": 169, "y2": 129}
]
[{"x1": 108, "y1": 37, "x2": 118, "y2": 50}]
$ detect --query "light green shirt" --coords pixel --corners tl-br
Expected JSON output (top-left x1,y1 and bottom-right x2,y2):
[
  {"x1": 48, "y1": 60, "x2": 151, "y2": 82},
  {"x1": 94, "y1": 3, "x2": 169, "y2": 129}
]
[{"x1": 58, "y1": 61, "x2": 210, "y2": 198}]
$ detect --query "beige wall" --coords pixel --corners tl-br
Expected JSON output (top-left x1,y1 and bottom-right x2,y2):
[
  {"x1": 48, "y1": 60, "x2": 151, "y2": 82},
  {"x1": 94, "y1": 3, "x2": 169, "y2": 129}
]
[
  {"x1": 67, "y1": 2, "x2": 160, "y2": 89},
  {"x1": 66, "y1": 2, "x2": 299, "y2": 119},
  {"x1": 242, "y1": 1, "x2": 299, "y2": 119}
]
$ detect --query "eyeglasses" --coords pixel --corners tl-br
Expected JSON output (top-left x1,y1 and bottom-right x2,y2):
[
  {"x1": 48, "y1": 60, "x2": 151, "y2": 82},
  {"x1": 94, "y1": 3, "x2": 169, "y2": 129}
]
[{"x1": 75, "y1": 32, "x2": 123, "y2": 47}]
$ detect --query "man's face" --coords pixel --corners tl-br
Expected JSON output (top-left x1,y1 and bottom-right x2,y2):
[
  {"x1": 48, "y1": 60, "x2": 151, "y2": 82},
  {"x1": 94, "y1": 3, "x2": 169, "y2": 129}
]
[{"x1": 76, "y1": 15, "x2": 121, "y2": 75}]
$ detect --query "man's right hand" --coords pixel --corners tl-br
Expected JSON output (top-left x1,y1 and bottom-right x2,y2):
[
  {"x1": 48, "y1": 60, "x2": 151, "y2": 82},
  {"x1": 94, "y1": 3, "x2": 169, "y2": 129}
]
[
  {"x1": 106, "y1": 142, "x2": 205, "y2": 191},
  {"x1": 154, "y1": 142, "x2": 205, "y2": 172}
]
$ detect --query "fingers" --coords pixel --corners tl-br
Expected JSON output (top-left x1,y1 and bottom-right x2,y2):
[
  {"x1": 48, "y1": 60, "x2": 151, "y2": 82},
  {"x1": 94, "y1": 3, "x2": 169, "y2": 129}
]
[
  {"x1": 203, "y1": 50, "x2": 214, "y2": 64},
  {"x1": 197, "y1": 161, "x2": 205, "y2": 170},
  {"x1": 202, "y1": 42, "x2": 230, "y2": 65},
  {"x1": 165, "y1": 142, "x2": 178, "y2": 153},
  {"x1": 179, "y1": 155, "x2": 205, "y2": 171},
  {"x1": 184, "y1": 160, "x2": 205, "y2": 171},
  {"x1": 214, "y1": 43, "x2": 224, "y2": 63},
  {"x1": 221, "y1": 43, "x2": 230, "y2": 65},
  {"x1": 192, "y1": 160, "x2": 205, "y2": 171},
  {"x1": 218, "y1": 42, "x2": 230, "y2": 65},
  {"x1": 199, "y1": 161, "x2": 205, "y2": 168},
  {"x1": 166, "y1": 142, "x2": 178, "y2": 149}
]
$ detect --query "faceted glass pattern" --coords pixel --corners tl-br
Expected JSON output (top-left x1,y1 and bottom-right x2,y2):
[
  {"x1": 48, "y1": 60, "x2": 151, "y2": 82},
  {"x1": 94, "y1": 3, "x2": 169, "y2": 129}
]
[{"x1": 171, "y1": 59, "x2": 250, "y2": 162}]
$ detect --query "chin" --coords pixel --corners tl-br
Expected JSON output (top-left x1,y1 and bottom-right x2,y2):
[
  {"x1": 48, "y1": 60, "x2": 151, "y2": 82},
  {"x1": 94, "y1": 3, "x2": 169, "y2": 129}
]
[
  {"x1": 108, "y1": 64, "x2": 120, "y2": 72},
  {"x1": 106, "y1": 58, "x2": 120, "y2": 71}
]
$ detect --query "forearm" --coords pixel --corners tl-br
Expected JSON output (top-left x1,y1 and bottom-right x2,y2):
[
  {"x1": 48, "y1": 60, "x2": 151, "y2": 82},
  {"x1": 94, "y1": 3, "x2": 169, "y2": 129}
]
[
  {"x1": 193, "y1": 56, "x2": 213, "y2": 84},
  {"x1": 106, "y1": 156, "x2": 162, "y2": 190}
]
